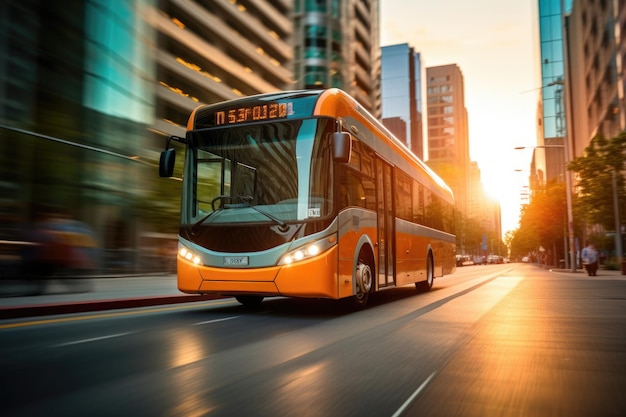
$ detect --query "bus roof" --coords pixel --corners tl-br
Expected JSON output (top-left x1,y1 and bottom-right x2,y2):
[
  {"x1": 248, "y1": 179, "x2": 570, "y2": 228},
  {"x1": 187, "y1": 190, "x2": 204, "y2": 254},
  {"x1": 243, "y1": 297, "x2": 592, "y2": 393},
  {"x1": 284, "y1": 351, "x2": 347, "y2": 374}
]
[{"x1": 187, "y1": 88, "x2": 454, "y2": 204}]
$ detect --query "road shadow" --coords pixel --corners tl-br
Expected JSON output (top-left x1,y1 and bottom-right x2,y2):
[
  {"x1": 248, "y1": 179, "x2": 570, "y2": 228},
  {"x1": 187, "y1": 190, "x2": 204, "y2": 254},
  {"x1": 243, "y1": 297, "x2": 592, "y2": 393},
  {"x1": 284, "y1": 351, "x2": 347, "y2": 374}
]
[{"x1": 187, "y1": 284, "x2": 442, "y2": 319}]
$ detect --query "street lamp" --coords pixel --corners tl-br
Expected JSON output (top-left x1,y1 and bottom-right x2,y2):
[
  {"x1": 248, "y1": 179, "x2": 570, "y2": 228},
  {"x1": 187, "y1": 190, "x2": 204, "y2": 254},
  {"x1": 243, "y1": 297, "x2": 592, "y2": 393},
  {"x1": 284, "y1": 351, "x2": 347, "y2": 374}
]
[{"x1": 515, "y1": 144, "x2": 576, "y2": 272}]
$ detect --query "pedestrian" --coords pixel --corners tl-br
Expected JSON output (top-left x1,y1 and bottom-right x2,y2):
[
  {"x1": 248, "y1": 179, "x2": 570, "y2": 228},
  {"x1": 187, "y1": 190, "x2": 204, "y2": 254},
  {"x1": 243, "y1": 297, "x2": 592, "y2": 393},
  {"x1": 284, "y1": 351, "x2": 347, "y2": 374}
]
[{"x1": 581, "y1": 242, "x2": 599, "y2": 276}]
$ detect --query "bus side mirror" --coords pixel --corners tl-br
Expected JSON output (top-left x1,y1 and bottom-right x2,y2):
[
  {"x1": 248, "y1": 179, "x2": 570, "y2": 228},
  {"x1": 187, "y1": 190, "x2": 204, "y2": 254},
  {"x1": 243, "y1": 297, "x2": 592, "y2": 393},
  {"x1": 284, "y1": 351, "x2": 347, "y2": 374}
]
[
  {"x1": 332, "y1": 132, "x2": 351, "y2": 163},
  {"x1": 159, "y1": 148, "x2": 176, "y2": 177}
]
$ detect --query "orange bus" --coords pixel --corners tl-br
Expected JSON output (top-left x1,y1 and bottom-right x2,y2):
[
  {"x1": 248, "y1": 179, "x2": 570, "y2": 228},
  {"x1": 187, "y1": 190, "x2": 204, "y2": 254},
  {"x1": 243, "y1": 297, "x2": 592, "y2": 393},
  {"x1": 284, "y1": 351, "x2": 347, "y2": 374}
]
[{"x1": 159, "y1": 88, "x2": 456, "y2": 307}]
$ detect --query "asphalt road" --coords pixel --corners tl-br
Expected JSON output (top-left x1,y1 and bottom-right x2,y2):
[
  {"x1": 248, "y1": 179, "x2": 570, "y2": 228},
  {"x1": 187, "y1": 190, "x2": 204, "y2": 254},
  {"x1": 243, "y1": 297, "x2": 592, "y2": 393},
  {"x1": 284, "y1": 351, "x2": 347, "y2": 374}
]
[{"x1": 1, "y1": 264, "x2": 625, "y2": 417}]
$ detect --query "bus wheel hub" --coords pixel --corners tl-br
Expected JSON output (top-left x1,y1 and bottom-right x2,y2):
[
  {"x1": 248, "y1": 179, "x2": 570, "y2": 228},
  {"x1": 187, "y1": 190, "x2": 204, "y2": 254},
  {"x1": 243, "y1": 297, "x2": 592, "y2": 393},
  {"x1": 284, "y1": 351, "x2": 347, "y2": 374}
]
[{"x1": 356, "y1": 262, "x2": 372, "y2": 293}]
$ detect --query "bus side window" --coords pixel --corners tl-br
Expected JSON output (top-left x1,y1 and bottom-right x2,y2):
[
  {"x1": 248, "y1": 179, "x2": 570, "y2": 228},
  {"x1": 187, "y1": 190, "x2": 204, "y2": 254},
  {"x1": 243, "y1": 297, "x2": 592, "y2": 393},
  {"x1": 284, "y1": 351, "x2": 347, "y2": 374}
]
[
  {"x1": 395, "y1": 170, "x2": 412, "y2": 221},
  {"x1": 412, "y1": 181, "x2": 424, "y2": 224},
  {"x1": 340, "y1": 170, "x2": 366, "y2": 208}
]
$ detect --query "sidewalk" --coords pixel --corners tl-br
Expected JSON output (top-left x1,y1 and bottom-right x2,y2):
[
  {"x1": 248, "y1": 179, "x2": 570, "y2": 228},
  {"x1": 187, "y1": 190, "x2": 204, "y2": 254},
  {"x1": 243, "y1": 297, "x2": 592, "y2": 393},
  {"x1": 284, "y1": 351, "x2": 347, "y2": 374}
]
[
  {"x1": 2, "y1": 266, "x2": 624, "y2": 321},
  {"x1": 545, "y1": 265, "x2": 626, "y2": 278},
  {"x1": 0, "y1": 274, "x2": 224, "y2": 320}
]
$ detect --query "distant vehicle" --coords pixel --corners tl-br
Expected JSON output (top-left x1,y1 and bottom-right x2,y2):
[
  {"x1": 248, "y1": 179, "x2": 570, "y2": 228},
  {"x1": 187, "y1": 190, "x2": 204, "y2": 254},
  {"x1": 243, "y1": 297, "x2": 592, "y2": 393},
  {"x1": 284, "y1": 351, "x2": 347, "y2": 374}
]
[
  {"x1": 487, "y1": 255, "x2": 503, "y2": 264},
  {"x1": 159, "y1": 88, "x2": 456, "y2": 307},
  {"x1": 522, "y1": 256, "x2": 530, "y2": 263},
  {"x1": 473, "y1": 255, "x2": 486, "y2": 265},
  {"x1": 456, "y1": 255, "x2": 473, "y2": 266}
]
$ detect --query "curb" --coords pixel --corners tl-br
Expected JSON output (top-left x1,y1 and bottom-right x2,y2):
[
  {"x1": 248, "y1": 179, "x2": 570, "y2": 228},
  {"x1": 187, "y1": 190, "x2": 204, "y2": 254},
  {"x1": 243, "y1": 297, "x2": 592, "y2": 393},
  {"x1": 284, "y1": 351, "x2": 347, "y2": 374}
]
[{"x1": 0, "y1": 294, "x2": 225, "y2": 320}]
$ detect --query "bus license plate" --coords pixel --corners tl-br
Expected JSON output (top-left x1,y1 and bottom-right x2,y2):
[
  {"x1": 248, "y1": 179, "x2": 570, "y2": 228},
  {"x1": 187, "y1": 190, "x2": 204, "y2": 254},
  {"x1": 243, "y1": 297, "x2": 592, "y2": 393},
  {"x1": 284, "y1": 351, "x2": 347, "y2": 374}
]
[{"x1": 224, "y1": 256, "x2": 248, "y2": 266}]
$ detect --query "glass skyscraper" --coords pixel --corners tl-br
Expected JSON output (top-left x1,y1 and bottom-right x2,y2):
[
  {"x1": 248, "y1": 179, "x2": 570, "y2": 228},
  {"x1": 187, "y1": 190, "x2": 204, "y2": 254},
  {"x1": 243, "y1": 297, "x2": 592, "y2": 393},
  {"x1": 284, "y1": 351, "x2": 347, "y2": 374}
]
[
  {"x1": 537, "y1": 0, "x2": 573, "y2": 183},
  {"x1": 380, "y1": 43, "x2": 424, "y2": 159},
  {"x1": 539, "y1": 0, "x2": 572, "y2": 139}
]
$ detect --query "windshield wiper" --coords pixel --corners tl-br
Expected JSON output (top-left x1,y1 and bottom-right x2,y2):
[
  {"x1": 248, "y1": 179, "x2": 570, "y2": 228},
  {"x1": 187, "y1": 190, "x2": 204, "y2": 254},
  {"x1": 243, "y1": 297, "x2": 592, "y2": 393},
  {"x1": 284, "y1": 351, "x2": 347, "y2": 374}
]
[
  {"x1": 190, "y1": 195, "x2": 289, "y2": 233},
  {"x1": 189, "y1": 195, "x2": 233, "y2": 233},
  {"x1": 235, "y1": 194, "x2": 289, "y2": 230}
]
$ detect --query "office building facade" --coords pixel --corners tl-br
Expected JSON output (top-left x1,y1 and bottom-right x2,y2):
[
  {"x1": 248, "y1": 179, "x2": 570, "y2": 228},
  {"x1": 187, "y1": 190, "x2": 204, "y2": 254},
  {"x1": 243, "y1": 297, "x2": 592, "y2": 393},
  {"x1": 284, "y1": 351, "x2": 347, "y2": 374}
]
[
  {"x1": 426, "y1": 64, "x2": 470, "y2": 215},
  {"x1": 152, "y1": 0, "x2": 294, "y2": 139},
  {"x1": 535, "y1": 0, "x2": 574, "y2": 185},
  {"x1": 292, "y1": 0, "x2": 380, "y2": 116},
  {"x1": 568, "y1": 0, "x2": 625, "y2": 149}
]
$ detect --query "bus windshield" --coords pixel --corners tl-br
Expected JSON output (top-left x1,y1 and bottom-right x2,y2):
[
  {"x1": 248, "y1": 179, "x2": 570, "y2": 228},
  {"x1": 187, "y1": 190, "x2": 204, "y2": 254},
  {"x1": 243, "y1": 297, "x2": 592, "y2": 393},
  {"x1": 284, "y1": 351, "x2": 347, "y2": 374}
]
[{"x1": 184, "y1": 118, "x2": 335, "y2": 226}]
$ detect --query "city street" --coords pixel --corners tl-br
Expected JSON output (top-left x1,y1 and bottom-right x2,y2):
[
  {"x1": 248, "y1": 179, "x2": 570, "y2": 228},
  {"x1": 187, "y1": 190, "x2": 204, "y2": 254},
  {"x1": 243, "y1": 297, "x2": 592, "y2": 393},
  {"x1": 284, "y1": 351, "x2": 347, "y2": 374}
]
[{"x1": 1, "y1": 264, "x2": 625, "y2": 416}]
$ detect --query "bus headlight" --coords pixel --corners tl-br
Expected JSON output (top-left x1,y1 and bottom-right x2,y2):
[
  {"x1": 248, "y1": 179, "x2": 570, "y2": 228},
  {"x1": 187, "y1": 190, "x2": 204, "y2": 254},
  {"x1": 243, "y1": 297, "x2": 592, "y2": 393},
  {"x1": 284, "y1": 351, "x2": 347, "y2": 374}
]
[
  {"x1": 278, "y1": 238, "x2": 331, "y2": 266},
  {"x1": 179, "y1": 246, "x2": 203, "y2": 266}
]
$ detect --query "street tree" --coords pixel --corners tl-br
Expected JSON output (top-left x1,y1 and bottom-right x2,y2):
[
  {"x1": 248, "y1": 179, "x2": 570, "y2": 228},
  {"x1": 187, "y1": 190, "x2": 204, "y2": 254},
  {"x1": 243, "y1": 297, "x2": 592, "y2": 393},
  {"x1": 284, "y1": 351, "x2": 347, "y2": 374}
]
[
  {"x1": 568, "y1": 133, "x2": 626, "y2": 232},
  {"x1": 510, "y1": 181, "x2": 567, "y2": 263}
]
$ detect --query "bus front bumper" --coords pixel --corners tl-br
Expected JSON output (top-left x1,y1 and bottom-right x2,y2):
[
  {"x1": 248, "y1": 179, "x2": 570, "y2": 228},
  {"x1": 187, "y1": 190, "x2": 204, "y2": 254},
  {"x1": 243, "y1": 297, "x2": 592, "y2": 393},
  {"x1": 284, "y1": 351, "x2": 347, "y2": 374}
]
[{"x1": 177, "y1": 246, "x2": 343, "y2": 299}]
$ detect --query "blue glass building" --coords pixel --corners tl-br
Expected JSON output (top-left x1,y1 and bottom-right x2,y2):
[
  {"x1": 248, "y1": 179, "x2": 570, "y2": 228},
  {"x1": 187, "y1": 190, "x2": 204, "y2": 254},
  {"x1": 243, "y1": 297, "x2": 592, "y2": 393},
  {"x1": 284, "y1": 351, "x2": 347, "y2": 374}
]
[
  {"x1": 380, "y1": 43, "x2": 424, "y2": 160},
  {"x1": 537, "y1": 0, "x2": 573, "y2": 183}
]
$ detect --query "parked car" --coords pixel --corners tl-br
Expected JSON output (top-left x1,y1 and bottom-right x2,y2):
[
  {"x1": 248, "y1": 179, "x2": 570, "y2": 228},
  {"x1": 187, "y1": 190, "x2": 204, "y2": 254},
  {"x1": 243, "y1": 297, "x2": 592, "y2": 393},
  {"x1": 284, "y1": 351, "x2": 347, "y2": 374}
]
[
  {"x1": 473, "y1": 255, "x2": 487, "y2": 265},
  {"x1": 456, "y1": 255, "x2": 473, "y2": 266},
  {"x1": 487, "y1": 255, "x2": 503, "y2": 264}
]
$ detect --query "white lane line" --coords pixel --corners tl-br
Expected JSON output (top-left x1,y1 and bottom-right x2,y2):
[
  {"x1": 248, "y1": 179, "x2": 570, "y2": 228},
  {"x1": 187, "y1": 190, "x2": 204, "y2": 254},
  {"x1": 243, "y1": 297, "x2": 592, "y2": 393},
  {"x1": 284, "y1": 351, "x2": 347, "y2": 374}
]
[
  {"x1": 193, "y1": 316, "x2": 240, "y2": 326},
  {"x1": 391, "y1": 371, "x2": 437, "y2": 417},
  {"x1": 52, "y1": 332, "x2": 132, "y2": 348}
]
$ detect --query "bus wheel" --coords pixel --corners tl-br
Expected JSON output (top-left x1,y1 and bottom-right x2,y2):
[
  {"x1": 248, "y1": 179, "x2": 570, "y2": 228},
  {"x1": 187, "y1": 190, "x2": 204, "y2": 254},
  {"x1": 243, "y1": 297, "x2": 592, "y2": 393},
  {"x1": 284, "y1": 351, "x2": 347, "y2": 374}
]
[
  {"x1": 354, "y1": 261, "x2": 373, "y2": 306},
  {"x1": 235, "y1": 295, "x2": 264, "y2": 307},
  {"x1": 416, "y1": 253, "x2": 434, "y2": 291}
]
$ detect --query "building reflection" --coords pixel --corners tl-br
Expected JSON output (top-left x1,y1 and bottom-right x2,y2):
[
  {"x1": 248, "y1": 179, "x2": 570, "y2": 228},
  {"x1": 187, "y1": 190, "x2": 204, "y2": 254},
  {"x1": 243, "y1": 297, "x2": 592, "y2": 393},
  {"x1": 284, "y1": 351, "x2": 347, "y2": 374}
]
[{"x1": 167, "y1": 328, "x2": 215, "y2": 417}]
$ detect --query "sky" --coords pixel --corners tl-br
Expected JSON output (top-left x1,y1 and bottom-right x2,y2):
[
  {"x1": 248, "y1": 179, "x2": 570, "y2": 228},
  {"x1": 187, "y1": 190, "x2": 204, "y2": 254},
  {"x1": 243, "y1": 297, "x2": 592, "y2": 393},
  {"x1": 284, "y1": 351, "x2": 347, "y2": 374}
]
[{"x1": 380, "y1": 0, "x2": 540, "y2": 236}]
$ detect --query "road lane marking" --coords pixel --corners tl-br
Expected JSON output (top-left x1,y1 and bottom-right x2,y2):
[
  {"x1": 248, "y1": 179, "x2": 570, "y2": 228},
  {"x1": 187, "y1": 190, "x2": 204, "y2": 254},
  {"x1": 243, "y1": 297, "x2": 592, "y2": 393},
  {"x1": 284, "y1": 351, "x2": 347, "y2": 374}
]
[
  {"x1": 391, "y1": 371, "x2": 437, "y2": 417},
  {"x1": 52, "y1": 332, "x2": 132, "y2": 347},
  {"x1": 194, "y1": 316, "x2": 239, "y2": 325},
  {"x1": 0, "y1": 300, "x2": 236, "y2": 329}
]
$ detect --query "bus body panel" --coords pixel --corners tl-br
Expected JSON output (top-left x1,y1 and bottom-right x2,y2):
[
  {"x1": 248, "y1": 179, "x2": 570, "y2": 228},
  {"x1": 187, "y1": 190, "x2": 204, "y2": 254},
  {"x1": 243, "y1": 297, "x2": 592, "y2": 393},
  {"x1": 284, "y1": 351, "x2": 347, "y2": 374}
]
[
  {"x1": 177, "y1": 258, "x2": 204, "y2": 293},
  {"x1": 273, "y1": 246, "x2": 340, "y2": 298},
  {"x1": 336, "y1": 209, "x2": 377, "y2": 295},
  {"x1": 441, "y1": 240, "x2": 457, "y2": 275},
  {"x1": 199, "y1": 280, "x2": 279, "y2": 295},
  {"x1": 395, "y1": 218, "x2": 456, "y2": 286},
  {"x1": 395, "y1": 233, "x2": 428, "y2": 287},
  {"x1": 199, "y1": 265, "x2": 280, "y2": 282}
]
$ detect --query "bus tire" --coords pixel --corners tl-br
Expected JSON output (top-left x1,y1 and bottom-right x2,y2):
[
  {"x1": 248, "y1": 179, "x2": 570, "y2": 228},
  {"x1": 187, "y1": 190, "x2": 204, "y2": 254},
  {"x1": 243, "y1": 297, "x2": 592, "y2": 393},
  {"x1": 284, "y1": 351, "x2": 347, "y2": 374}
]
[
  {"x1": 353, "y1": 259, "x2": 373, "y2": 306},
  {"x1": 235, "y1": 295, "x2": 264, "y2": 307},
  {"x1": 416, "y1": 252, "x2": 434, "y2": 291}
]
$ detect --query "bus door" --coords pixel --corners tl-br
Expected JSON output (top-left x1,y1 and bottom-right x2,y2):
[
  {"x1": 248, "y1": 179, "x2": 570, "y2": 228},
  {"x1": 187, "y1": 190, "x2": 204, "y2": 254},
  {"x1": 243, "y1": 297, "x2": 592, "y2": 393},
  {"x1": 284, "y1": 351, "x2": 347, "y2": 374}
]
[{"x1": 376, "y1": 159, "x2": 395, "y2": 287}]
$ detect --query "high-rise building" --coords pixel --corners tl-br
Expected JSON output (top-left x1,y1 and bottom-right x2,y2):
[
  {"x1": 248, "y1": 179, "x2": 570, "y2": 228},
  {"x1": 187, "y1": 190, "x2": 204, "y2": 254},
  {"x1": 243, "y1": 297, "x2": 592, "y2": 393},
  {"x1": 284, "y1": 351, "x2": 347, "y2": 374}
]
[
  {"x1": 292, "y1": 0, "x2": 380, "y2": 116},
  {"x1": 380, "y1": 43, "x2": 425, "y2": 159},
  {"x1": 151, "y1": 0, "x2": 294, "y2": 139},
  {"x1": 426, "y1": 64, "x2": 470, "y2": 215},
  {"x1": 535, "y1": 0, "x2": 574, "y2": 184},
  {"x1": 467, "y1": 162, "x2": 501, "y2": 249},
  {"x1": 568, "y1": 0, "x2": 625, "y2": 150}
]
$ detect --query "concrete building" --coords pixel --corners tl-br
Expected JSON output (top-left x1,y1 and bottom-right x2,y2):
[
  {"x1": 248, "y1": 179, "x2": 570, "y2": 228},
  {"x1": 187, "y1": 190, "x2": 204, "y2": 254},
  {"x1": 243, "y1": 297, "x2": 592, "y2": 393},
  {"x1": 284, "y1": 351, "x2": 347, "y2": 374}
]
[
  {"x1": 292, "y1": 0, "x2": 380, "y2": 116},
  {"x1": 425, "y1": 64, "x2": 470, "y2": 216},
  {"x1": 151, "y1": 0, "x2": 294, "y2": 139},
  {"x1": 568, "y1": 0, "x2": 625, "y2": 148},
  {"x1": 468, "y1": 162, "x2": 502, "y2": 250}
]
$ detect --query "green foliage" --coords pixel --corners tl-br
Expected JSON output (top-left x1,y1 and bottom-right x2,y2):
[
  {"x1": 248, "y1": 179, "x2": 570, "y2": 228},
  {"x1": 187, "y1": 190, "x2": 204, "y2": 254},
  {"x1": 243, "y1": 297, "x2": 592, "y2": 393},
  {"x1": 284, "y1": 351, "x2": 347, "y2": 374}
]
[
  {"x1": 510, "y1": 182, "x2": 567, "y2": 258},
  {"x1": 568, "y1": 132, "x2": 626, "y2": 231},
  {"x1": 511, "y1": 130, "x2": 626, "y2": 260}
]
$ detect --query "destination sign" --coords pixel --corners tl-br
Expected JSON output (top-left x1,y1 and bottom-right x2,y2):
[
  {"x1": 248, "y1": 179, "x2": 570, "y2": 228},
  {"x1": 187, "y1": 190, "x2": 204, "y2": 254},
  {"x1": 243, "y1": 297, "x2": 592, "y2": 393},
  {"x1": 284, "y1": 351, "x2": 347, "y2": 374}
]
[{"x1": 215, "y1": 102, "x2": 295, "y2": 125}]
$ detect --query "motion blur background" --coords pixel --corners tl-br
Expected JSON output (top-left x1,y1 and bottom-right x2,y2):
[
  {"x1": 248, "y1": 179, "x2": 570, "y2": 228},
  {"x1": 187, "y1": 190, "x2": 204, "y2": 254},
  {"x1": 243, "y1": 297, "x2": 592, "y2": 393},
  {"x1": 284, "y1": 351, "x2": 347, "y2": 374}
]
[{"x1": 0, "y1": 0, "x2": 394, "y2": 277}]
